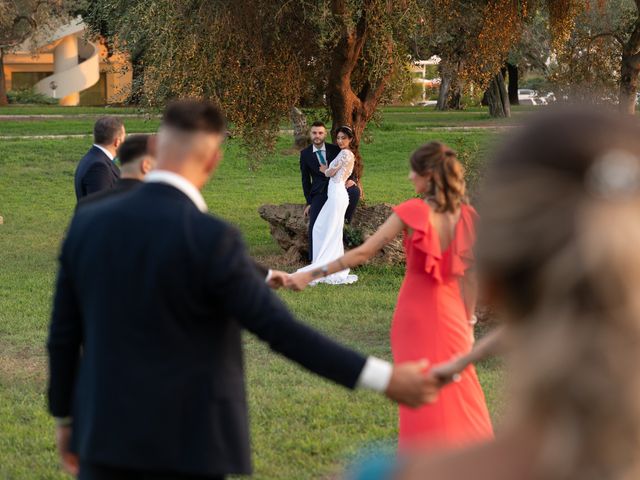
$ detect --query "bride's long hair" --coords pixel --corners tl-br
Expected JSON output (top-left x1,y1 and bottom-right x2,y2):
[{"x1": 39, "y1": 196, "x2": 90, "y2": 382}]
[
  {"x1": 335, "y1": 125, "x2": 363, "y2": 185},
  {"x1": 478, "y1": 109, "x2": 640, "y2": 480}
]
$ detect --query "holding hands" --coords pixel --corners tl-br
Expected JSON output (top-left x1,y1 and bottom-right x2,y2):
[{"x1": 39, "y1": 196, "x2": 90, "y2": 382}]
[{"x1": 265, "y1": 270, "x2": 312, "y2": 290}]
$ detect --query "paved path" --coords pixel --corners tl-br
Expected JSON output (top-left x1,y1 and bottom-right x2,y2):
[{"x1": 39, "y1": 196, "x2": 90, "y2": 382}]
[
  {"x1": 0, "y1": 132, "x2": 152, "y2": 140},
  {"x1": 0, "y1": 114, "x2": 159, "y2": 120},
  {"x1": 0, "y1": 125, "x2": 520, "y2": 141}
]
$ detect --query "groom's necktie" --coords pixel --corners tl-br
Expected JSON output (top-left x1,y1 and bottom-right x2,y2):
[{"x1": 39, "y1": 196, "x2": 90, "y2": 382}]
[{"x1": 316, "y1": 150, "x2": 326, "y2": 166}]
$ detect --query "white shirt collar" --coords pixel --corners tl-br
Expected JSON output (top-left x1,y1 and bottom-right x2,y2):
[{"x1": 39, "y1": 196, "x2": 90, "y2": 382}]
[
  {"x1": 144, "y1": 170, "x2": 208, "y2": 213},
  {"x1": 312, "y1": 143, "x2": 326, "y2": 153},
  {"x1": 93, "y1": 144, "x2": 115, "y2": 161}
]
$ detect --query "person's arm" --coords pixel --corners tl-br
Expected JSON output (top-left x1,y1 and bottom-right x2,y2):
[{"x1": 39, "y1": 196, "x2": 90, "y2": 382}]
[
  {"x1": 252, "y1": 260, "x2": 291, "y2": 289},
  {"x1": 429, "y1": 327, "x2": 507, "y2": 385},
  {"x1": 83, "y1": 162, "x2": 112, "y2": 196},
  {"x1": 208, "y1": 227, "x2": 438, "y2": 406},
  {"x1": 460, "y1": 269, "x2": 478, "y2": 322},
  {"x1": 47, "y1": 246, "x2": 82, "y2": 476},
  {"x1": 289, "y1": 213, "x2": 405, "y2": 290},
  {"x1": 300, "y1": 153, "x2": 312, "y2": 206},
  {"x1": 323, "y1": 151, "x2": 347, "y2": 177}
]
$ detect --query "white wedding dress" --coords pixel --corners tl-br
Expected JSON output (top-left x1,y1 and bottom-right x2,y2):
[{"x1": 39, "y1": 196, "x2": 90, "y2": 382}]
[{"x1": 298, "y1": 149, "x2": 358, "y2": 285}]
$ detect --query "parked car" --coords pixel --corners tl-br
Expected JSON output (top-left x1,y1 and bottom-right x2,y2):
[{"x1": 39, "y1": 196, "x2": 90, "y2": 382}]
[
  {"x1": 517, "y1": 89, "x2": 539, "y2": 106},
  {"x1": 416, "y1": 100, "x2": 437, "y2": 107}
]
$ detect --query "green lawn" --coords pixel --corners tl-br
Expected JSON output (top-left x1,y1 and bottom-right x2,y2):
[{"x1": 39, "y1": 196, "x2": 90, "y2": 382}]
[
  {"x1": 0, "y1": 105, "x2": 155, "y2": 115},
  {"x1": 0, "y1": 108, "x2": 504, "y2": 479},
  {"x1": 0, "y1": 105, "x2": 536, "y2": 137}
]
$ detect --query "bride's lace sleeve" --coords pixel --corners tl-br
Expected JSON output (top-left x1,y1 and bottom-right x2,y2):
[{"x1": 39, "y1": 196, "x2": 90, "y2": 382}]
[{"x1": 324, "y1": 150, "x2": 353, "y2": 178}]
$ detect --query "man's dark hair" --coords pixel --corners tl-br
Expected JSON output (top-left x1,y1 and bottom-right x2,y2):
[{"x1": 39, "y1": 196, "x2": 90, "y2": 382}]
[
  {"x1": 117, "y1": 134, "x2": 150, "y2": 166},
  {"x1": 93, "y1": 116, "x2": 125, "y2": 145},
  {"x1": 310, "y1": 121, "x2": 326, "y2": 129},
  {"x1": 162, "y1": 99, "x2": 227, "y2": 133}
]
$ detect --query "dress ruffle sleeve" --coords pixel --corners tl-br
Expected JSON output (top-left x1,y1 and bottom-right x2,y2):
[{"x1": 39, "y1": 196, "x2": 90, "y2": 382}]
[
  {"x1": 393, "y1": 199, "x2": 443, "y2": 282},
  {"x1": 392, "y1": 199, "x2": 478, "y2": 282}
]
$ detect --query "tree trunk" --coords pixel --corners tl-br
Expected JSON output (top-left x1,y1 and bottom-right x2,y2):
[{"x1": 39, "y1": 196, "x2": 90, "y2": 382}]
[
  {"x1": 506, "y1": 62, "x2": 519, "y2": 105},
  {"x1": 127, "y1": 48, "x2": 145, "y2": 104},
  {"x1": 485, "y1": 73, "x2": 511, "y2": 118},
  {"x1": 436, "y1": 73, "x2": 452, "y2": 111},
  {"x1": 0, "y1": 50, "x2": 8, "y2": 106},
  {"x1": 290, "y1": 107, "x2": 309, "y2": 150},
  {"x1": 620, "y1": 4, "x2": 640, "y2": 115},
  {"x1": 326, "y1": 1, "x2": 392, "y2": 144},
  {"x1": 447, "y1": 83, "x2": 462, "y2": 110}
]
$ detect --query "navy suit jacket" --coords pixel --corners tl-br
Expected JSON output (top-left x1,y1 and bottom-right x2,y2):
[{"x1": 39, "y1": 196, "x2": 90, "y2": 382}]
[
  {"x1": 76, "y1": 178, "x2": 141, "y2": 210},
  {"x1": 74, "y1": 145, "x2": 120, "y2": 201},
  {"x1": 47, "y1": 183, "x2": 367, "y2": 476},
  {"x1": 300, "y1": 143, "x2": 343, "y2": 205}
]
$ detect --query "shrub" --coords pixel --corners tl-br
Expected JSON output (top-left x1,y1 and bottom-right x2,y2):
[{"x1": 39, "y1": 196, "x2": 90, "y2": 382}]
[{"x1": 7, "y1": 89, "x2": 57, "y2": 105}]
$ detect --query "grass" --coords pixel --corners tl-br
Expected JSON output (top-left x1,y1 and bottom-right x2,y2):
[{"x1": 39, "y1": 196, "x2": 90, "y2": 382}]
[
  {"x1": 0, "y1": 105, "x2": 537, "y2": 137},
  {"x1": 0, "y1": 107, "x2": 503, "y2": 479},
  {"x1": 0, "y1": 105, "x2": 156, "y2": 115},
  {"x1": 0, "y1": 118, "x2": 160, "y2": 136}
]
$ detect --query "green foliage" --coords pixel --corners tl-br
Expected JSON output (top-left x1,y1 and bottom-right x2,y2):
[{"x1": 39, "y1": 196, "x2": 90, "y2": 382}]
[
  {"x1": 520, "y1": 75, "x2": 553, "y2": 93},
  {"x1": 7, "y1": 89, "x2": 57, "y2": 105},
  {"x1": 548, "y1": 0, "x2": 638, "y2": 103},
  {"x1": 343, "y1": 224, "x2": 365, "y2": 248},
  {"x1": 81, "y1": 0, "x2": 420, "y2": 168}
]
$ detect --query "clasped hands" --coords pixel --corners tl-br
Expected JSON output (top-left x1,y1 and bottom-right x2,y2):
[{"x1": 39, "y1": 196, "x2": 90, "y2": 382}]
[{"x1": 267, "y1": 270, "x2": 315, "y2": 291}]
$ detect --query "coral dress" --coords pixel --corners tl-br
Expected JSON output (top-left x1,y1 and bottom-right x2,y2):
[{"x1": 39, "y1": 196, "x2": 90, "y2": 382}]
[{"x1": 391, "y1": 198, "x2": 493, "y2": 450}]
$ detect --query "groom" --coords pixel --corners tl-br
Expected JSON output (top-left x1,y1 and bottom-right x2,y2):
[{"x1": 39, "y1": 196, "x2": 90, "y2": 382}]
[
  {"x1": 48, "y1": 100, "x2": 439, "y2": 480},
  {"x1": 300, "y1": 121, "x2": 359, "y2": 260}
]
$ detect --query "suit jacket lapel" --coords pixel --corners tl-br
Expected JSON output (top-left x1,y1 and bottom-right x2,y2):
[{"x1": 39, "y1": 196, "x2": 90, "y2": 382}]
[{"x1": 93, "y1": 146, "x2": 120, "y2": 178}]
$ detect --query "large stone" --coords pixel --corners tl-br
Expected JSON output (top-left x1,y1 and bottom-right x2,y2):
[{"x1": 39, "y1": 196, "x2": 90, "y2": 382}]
[
  {"x1": 257, "y1": 203, "x2": 404, "y2": 265},
  {"x1": 0, "y1": 215, "x2": 3, "y2": 224}
]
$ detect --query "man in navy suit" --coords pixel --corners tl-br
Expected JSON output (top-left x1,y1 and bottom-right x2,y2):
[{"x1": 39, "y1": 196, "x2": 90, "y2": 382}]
[
  {"x1": 300, "y1": 121, "x2": 360, "y2": 260},
  {"x1": 77, "y1": 134, "x2": 153, "y2": 210},
  {"x1": 48, "y1": 100, "x2": 438, "y2": 480},
  {"x1": 74, "y1": 116, "x2": 126, "y2": 201}
]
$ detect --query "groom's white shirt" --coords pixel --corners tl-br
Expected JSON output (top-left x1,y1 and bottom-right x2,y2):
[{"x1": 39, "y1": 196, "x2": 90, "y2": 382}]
[
  {"x1": 144, "y1": 170, "x2": 393, "y2": 393},
  {"x1": 312, "y1": 143, "x2": 326, "y2": 154},
  {"x1": 93, "y1": 144, "x2": 115, "y2": 162}
]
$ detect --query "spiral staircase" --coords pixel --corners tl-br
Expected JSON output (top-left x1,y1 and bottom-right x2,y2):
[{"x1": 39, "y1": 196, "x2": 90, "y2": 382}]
[{"x1": 34, "y1": 19, "x2": 100, "y2": 106}]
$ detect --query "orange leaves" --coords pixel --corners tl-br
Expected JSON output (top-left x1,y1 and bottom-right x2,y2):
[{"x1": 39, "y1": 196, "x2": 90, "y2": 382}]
[{"x1": 546, "y1": 0, "x2": 583, "y2": 52}]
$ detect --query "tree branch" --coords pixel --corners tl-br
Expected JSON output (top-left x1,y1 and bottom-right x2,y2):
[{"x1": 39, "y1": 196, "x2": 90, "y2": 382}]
[{"x1": 588, "y1": 31, "x2": 625, "y2": 48}]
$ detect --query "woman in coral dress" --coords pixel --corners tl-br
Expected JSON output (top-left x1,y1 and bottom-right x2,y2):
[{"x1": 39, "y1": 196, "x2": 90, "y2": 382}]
[{"x1": 290, "y1": 141, "x2": 493, "y2": 449}]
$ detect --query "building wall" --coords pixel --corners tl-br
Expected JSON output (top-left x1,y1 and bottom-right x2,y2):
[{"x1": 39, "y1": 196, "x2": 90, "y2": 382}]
[{"x1": 3, "y1": 43, "x2": 132, "y2": 105}]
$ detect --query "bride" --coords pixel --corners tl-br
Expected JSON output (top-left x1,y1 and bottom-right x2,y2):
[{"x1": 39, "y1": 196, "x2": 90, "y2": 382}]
[{"x1": 298, "y1": 126, "x2": 358, "y2": 285}]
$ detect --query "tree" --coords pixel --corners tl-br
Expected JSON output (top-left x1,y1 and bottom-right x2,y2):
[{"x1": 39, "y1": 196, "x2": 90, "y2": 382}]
[
  {"x1": 0, "y1": 0, "x2": 70, "y2": 105},
  {"x1": 620, "y1": 0, "x2": 640, "y2": 113},
  {"x1": 83, "y1": 0, "x2": 418, "y2": 168},
  {"x1": 505, "y1": 11, "x2": 554, "y2": 104},
  {"x1": 415, "y1": 0, "x2": 583, "y2": 117},
  {"x1": 548, "y1": 0, "x2": 638, "y2": 112}
]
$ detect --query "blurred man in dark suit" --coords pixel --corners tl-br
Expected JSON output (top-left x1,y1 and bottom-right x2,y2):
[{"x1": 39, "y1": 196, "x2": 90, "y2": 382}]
[
  {"x1": 78, "y1": 134, "x2": 154, "y2": 209},
  {"x1": 74, "y1": 117, "x2": 125, "y2": 201}
]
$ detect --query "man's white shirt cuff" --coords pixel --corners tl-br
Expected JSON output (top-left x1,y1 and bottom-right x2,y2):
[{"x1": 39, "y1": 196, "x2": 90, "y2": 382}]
[
  {"x1": 265, "y1": 269, "x2": 273, "y2": 283},
  {"x1": 357, "y1": 356, "x2": 392, "y2": 392}
]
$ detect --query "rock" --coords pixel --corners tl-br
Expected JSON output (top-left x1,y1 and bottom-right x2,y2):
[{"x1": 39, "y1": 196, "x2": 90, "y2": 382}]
[
  {"x1": 257, "y1": 203, "x2": 405, "y2": 265},
  {"x1": 0, "y1": 216, "x2": 3, "y2": 224}
]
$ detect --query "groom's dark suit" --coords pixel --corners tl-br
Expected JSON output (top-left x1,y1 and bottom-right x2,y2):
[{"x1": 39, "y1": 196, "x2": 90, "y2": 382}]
[
  {"x1": 74, "y1": 145, "x2": 121, "y2": 201},
  {"x1": 300, "y1": 143, "x2": 359, "y2": 259},
  {"x1": 48, "y1": 182, "x2": 367, "y2": 478}
]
